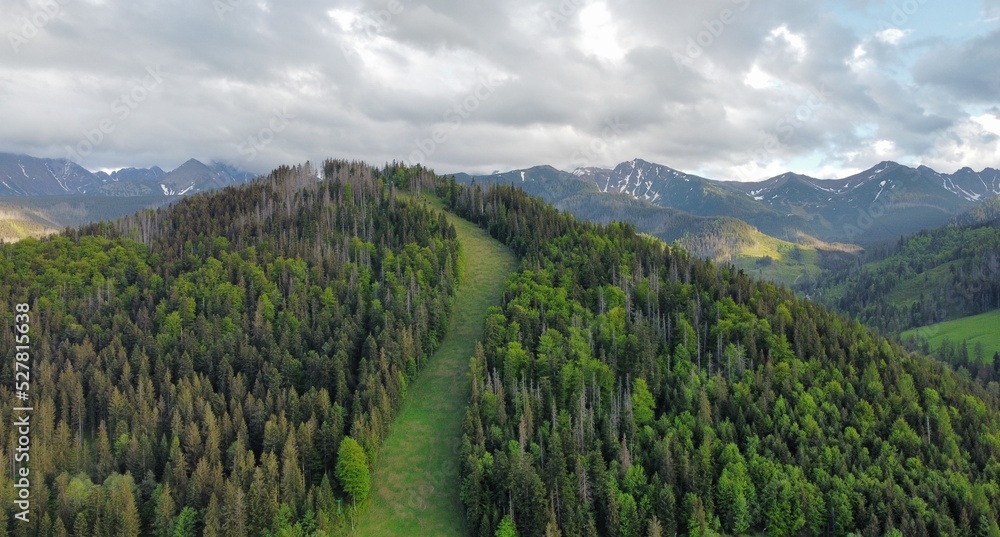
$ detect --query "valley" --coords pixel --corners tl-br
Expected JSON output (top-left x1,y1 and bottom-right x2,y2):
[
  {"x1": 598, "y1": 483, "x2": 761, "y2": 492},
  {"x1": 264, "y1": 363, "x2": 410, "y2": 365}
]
[
  {"x1": 800, "y1": 197, "x2": 1000, "y2": 366},
  {"x1": 0, "y1": 194, "x2": 171, "y2": 242}
]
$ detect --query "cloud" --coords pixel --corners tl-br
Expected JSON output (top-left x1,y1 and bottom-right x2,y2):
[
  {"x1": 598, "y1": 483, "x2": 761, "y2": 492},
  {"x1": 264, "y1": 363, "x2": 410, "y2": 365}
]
[
  {"x1": 985, "y1": 0, "x2": 1000, "y2": 20},
  {"x1": 973, "y1": 109, "x2": 1000, "y2": 135},
  {"x1": 875, "y1": 28, "x2": 909, "y2": 44},
  {"x1": 0, "y1": 0, "x2": 995, "y2": 179},
  {"x1": 921, "y1": 114, "x2": 1000, "y2": 171},
  {"x1": 913, "y1": 28, "x2": 1000, "y2": 101},
  {"x1": 768, "y1": 25, "x2": 808, "y2": 61}
]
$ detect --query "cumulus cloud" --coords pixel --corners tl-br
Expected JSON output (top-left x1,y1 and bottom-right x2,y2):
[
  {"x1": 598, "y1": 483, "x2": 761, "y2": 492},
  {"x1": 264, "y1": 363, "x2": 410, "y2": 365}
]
[
  {"x1": 913, "y1": 28, "x2": 1000, "y2": 101},
  {"x1": 0, "y1": 0, "x2": 995, "y2": 179},
  {"x1": 875, "y1": 28, "x2": 909, "y2": 44}
]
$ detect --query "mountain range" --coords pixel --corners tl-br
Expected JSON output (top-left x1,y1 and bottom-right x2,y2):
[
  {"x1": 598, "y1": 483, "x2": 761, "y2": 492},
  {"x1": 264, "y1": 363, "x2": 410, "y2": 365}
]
[
  {"x1": 5, "y1": 151, "x2": 998, "y2": 271},
  {"x1": 453, "y1": 158, "x2": 1000, "y2": 246},
  {"x1": 0, "y1": 152, "x2": 256, "y2": 197},
  {"x1": 7, "y1": 159, "x2": 1000, "y2": 535}
]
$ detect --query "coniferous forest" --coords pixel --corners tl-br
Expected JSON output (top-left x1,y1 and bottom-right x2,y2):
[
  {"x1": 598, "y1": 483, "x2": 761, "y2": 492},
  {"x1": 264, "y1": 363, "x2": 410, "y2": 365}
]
[
  {"x1": 2, "y1": 164, "x2": 1000, "y2": 536},
  {"x1": 451, "y1": 181, "x2": 1000, "y2": 536},
  {"x1": 0, "y1": 161, "x2": 460, "y2": 536},
  {"x1": 801, "y1": 202, "x2": 1000, "y2": 337}
]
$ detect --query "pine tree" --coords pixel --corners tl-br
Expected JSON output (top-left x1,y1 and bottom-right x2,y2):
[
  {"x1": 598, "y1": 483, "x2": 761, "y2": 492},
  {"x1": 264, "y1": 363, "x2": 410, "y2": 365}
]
[
  {"x1": 106, "y1": 473, "x2": 141, "y2": 537},
  {"x1": 631, "y1": 378, "x2": 655, "y2": 427},
  {"x1": 203, "y1": 493, "x2": 222, "y2": 537},
  {"x1": 336, "y1": 436, "x2": 370, "y2": 506},
  {"x1": 152, "y1": 483, "x2": 176, "y2": 537},
  {"x1": 52, "y1": 516, "x2": 68, "y2": 537},
  {"x1": 496, "y1": 515, "x2": 519, "y2": 537},
  {"x1": 73, "y1": 512, "x2": 88, "y2": 537},
  {"x1": 172, "y1": 507, "x2": 197, "y2": 537},
  {"x1": 281, "y1": 433, "x2": 305, "y2": 514},
  {"x1": 220, "y1": 480, "x2": 248, "y2": 537}
]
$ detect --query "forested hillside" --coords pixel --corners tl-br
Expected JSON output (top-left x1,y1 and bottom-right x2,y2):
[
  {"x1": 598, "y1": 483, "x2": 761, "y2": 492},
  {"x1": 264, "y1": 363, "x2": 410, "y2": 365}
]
[
  {"x1": 0, "y1": 161, "x2": 460, "y2": 535},
  {"x1": 452, "y1": 183, "x2": 1000, "y2": 536},
  {"x1": 801, "y1": 196, "x2": 1000, "y2": 336},
  {"x1": 0, "y1": 195, "x2": 173, "y2": 242}
]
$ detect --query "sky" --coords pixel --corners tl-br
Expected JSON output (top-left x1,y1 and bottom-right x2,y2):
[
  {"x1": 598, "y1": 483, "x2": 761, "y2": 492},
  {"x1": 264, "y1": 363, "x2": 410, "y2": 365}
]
[{"x1": 0, "y1": 0, "x2": 998, "y2": 181}]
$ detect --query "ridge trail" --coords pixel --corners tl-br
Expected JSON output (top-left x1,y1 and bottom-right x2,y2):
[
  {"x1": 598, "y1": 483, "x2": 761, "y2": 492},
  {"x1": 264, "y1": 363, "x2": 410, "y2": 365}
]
[{"x1": 355, "y1": 197, "x2": 517, "y2": 536}]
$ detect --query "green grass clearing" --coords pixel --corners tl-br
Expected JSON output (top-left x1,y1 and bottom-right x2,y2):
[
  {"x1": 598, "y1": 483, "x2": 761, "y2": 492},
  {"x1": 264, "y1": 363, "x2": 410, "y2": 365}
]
[
  {"x1": 0, "y1": 217, "x2": 57, "y2": 242},
  {"x1": 901, "y1": 309, "x2": 1000, "y2": 363},
  {"x1": 354, "y1": 196, "x2": 517, "y2": 536},
  {"x1": 730, "y1": 237, "x2": 823, "y2": 288}
]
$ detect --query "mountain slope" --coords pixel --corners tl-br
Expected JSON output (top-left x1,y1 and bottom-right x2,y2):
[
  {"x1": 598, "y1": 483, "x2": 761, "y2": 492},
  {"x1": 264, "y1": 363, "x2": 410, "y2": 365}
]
[
  {"x1": 452, "y1": 181, "x2": 1000, "y2": 536},
  {"x1": 901, "y1": 310, "x2": 1000, "y2": 367},
  {"x1": 0, "y1": 153, "x2": 96, "y2": 195},
  {"x1": 800, "y1": 194, "x2": 1000, "y2": 336},
  {"x1": 0, "y1": 160, "x2": 462, "y2": 535}
]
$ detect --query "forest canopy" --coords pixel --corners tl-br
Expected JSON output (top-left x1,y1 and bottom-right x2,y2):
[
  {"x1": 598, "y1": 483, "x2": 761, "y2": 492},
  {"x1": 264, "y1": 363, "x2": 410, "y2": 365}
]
[
  {"x1": 0, "y1": 161, "x2": 459, "y2": 536},
  {"x1": 449, "y1": 181, "x2": 1000, "y2": 537}
]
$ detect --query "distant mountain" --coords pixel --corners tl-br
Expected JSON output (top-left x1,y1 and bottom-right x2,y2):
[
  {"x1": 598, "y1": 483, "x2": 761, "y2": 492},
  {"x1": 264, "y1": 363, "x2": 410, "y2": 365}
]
[
  {"x1": 457, "y1": 158, "x2": 998, "y2": 245},
  {"x1": 0, "y1": 152, "x2": 257, "y2": 197},
  {"x1": 577, "y1": 159, "x2": 810, "y2": 239},
  {"x1": 0, "y1": 153, "x2": 96, "y2": 195},
  {"x1": 103, "y1": 165, "x2": 167, "y2": 183},
  {"x1": 801, "y1": 193, "x2": 1000, "y2": 338},
  {"x1": 452, "y1": 163, "x2": 763, "y2": 238},
  {"x1": 923, "y1": 165, "x2": 1000, "y2": 202},
  {"x1": 158, "y1": 158, "x2": 243, "y2": 195},
  {"x1": 578, "y1": 159, "x2": 753, "y2": 214},
  {"x1": 451, "y1": 165, "x2": 601, "y2": 204},
  {"x1": 720, "y1": 161, "x2": 985, "y2": 242}
]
